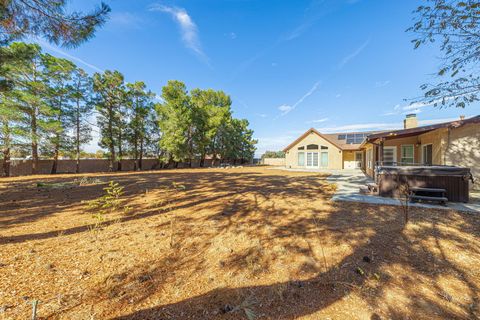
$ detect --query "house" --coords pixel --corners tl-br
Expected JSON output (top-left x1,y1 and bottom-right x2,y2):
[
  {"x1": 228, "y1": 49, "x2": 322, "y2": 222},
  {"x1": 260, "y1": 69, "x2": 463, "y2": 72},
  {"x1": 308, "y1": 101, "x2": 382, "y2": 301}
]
[{"x1": 283, "y1": 114, "x2": 480, "y2": 188}]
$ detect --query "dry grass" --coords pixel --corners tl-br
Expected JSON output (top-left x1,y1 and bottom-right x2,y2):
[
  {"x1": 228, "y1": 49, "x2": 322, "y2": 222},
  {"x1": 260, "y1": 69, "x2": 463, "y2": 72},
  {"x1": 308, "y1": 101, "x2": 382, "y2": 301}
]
[{"x1": 0, "y1": 167, "x2": 479, "y2": 319}]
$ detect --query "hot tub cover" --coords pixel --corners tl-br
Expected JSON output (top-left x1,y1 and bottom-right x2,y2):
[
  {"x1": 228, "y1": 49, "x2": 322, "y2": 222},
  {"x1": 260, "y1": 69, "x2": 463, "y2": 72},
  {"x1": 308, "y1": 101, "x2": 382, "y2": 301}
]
[{"x1": 376, "y1": 166, "x2": 472, "y2": 177}]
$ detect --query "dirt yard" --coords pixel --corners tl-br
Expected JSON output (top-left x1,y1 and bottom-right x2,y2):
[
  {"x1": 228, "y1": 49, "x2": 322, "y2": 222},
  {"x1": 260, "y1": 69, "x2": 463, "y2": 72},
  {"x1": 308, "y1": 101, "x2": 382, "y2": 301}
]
[{"x1": 0, "y1": 167, "x2": 479, "y2": 319}]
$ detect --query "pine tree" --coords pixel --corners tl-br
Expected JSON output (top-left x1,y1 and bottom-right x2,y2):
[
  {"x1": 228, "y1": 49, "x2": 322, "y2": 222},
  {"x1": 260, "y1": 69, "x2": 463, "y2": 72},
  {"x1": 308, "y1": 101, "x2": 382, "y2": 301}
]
[
  {"x1": 1, "y1": 42, "x2": 59, "y2": 173},
  {"x1": 41, "y1": 54, "x2": 76, "y2": 173},
  {"x1": 156, "y1": 80, "x2": 193, "y2": 167},
  {"x1": 70, "y1": 68, "x2": 93, "y2": 173},
  {"x1": 93, "y1": 70, "x2": 125, "y2": 171},
  {"x1": 0, "y1": 90, "x2": 24, "y2": 176},
  {"x1": 126, "y1": 81, "x2": 155, "y2": 170}
]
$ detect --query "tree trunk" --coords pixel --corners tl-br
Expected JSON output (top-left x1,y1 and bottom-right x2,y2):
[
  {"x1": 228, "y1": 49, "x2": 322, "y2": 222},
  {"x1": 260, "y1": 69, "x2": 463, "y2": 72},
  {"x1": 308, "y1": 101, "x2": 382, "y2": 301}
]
[
  {"x1": 133, "y1": 131, "x2": 138, "y2": 171},
  {"x1": 51, "y1": 142, "x2": 59, "y2": 174},
  {"x1": 31, "y1": 110, "x2": 39, "y2": 174},
  {"x1": 108, "y1": 105, "x2": 115, "y2": 172},
  {"x1": 2, "y1": 147, "x2": 10, "y2": 177},
  {"x1": 117, "y1": 130, "x2": 123, "y2": 171},
  {"x1": 139, "y1": 138, "x2": 144, "y2": 170},
  {"x1": 75, "y1": 103, "x2": 81, "y2": 174}
]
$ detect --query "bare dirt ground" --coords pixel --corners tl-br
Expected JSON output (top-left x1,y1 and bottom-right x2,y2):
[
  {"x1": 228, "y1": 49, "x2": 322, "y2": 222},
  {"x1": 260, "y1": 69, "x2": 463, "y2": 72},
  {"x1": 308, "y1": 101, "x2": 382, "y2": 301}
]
[{"x1": 0, "y1": 167, "x2": 479, "y2": 320}]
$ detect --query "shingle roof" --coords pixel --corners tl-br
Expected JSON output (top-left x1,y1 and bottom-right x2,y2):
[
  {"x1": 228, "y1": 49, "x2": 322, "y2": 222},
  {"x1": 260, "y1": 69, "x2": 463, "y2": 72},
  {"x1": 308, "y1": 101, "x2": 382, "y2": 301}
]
[
  {"x1": 283, "y1": 115, "x2": 480, "y2": 152},
  {"x1": 283, "y1": 128, "x2": 378, "y2": 152},
  {"x1": 362, "y1": 115, "x2": 480, "y2": 144}
]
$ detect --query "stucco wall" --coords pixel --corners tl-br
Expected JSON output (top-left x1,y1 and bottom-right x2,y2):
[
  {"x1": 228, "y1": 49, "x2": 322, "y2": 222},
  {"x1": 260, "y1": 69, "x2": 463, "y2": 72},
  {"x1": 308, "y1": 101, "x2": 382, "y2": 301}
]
[
  {"x1": 418, "y1": 128, "x2": 448, "y2": 165},
  {"x1": 261, "y1": 158, "x2": 286, "y2": 166},
  {"x1": 444, "y1": 123, "x2": 480, "y2": 190},
  {"x1": 285, "y1": 132, "x2": 343, "y2": 169}
]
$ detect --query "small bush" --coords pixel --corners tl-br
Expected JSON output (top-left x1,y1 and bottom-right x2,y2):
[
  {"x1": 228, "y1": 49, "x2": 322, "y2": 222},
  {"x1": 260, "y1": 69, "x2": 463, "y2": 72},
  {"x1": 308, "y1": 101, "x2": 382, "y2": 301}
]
[{"x1": 86, "y1": 181, "x2": 125, "y2": 222}]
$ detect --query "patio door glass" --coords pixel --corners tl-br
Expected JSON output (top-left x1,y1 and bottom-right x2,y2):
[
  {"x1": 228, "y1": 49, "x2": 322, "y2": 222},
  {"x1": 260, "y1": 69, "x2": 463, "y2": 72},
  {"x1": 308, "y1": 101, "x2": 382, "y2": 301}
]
[
  {"x1": 422, "y1": 144, "x2": 432, "y2": 165},
  {"x1": 306, "y1": 152, "x2": 319, "y2": 168}
]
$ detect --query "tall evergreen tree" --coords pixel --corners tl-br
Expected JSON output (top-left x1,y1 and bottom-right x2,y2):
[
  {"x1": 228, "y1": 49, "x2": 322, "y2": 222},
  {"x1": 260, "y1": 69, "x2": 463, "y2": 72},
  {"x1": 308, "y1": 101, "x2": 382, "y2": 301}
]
[
  {"x1": 70, "y1": 68, "x2": 93, "y2": 173},
  {"x1": 126, "y1": 81, "x2": 155, "y2": 170},
  {"x1": 93, "y1": 70, "x2": 125, "y2": 171},
  {"x1": 156, "y1": 80, "x2": 193, "y2": 167},
  {"x1": 0, "y1": 90, "x2": 24, "y2": 176},
  {"x1": 41, "y1": 54, "x2": 75, "y2": 173},
  {"x1": 190, "y1": 88, "x2": 231, "y2": 167},
  {"x1": 1, "y1": 42, "x2": 58, "y2": 173}
]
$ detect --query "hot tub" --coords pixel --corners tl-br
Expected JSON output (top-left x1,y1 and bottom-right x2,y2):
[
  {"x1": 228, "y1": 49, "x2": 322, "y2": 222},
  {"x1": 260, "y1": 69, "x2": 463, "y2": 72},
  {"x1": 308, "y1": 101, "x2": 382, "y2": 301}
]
[{"x1": 375, "y1": 166, "x2": 474, "y2": 203}]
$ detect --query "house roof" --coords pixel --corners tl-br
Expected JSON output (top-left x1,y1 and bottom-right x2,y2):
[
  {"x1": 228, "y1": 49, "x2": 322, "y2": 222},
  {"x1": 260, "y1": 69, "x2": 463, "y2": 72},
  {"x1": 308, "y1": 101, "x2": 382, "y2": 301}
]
[
  {"x1": 362, "y1": 115, "x2": 480, "y2": 146},
  {"x1": 322, "y1": 132, "x2": 379, "y2": 150},
  {"x1": 283, "y1": 128, "x2": 377, "y2": 152},
  {"x1": 283, "y1": 115, "x2": 480, "y2": 152}
]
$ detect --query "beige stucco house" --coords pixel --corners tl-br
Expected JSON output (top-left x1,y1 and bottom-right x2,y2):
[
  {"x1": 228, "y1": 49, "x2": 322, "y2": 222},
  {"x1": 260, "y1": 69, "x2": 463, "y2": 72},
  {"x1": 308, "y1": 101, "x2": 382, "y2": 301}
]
[{"x1": 283, "y1": 114, "x2": 480, "y2": 187}]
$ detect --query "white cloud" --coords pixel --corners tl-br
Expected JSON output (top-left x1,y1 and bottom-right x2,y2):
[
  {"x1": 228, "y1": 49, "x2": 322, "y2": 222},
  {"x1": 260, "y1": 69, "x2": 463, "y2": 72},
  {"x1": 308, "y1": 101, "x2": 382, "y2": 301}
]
[
  {"x1": 335, "y1": 93, "x2": 341, "y2": 98},
  {"x1": 277, "y1": 81, "x2": 321, "y2": 116},
  {"x1": 150, "y1": 4, "x2": 209, "y2": 65},
  {"x1": 318, "y1": 122, "x2": 400, "y2": 133},
  {"x1": 278, "y1": 104, "x2": 293, "y2": 115},
  {"x1": 383, "y1": 97, "x2": 458, "y2": 116},
  {"x1": 256, "y1": 113, "x2": 268, "y2": 118},
  {"x1": 317, "y1": 116, "x2": 467, "y2": 133},
  {"x1": 109, "y1": 12, "x2": 142, "y2": 29},
  {"x1": 36, "y1": 39, "x2": 104, "y2": 73},
  {"x1": 308, "y1": 118, "x2": 329, "y2": 124},
  {"x1": 339, "y1": 38, "x2": 370, "y2": 69},
  {"x1": 255, "y1": 135, "x2": 294, "y2": 156}
]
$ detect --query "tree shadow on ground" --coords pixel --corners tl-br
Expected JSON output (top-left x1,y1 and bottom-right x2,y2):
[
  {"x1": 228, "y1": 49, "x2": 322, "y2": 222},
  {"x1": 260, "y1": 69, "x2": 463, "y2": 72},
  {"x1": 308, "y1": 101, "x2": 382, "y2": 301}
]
[{"x1": 2, "y1": 168, "x2": 479, "y2": 319}]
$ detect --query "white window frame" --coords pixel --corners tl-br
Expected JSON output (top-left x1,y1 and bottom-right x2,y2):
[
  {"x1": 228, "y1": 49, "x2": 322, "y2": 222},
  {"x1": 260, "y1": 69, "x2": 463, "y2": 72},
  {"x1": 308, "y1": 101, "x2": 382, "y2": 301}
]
[
  {"x1": 422, "y1": 144, "x2": 433, "y2": 165},
  {"x1": 306, "y1": 152, "x2": 319, "y2": 168},
  {"x1": 400, "y1": 144, "x2": 415, "y2": 165},
  {"x1": 383, "y1": 146, "x2": 397, "y2": 165}
]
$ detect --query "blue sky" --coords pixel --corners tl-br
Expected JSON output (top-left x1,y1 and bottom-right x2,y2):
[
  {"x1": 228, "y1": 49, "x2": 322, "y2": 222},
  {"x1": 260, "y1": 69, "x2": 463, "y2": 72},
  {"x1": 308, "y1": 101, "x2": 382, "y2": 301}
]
[{"x1": 36, "y1": 0, "x2": 480, "y2": 156}]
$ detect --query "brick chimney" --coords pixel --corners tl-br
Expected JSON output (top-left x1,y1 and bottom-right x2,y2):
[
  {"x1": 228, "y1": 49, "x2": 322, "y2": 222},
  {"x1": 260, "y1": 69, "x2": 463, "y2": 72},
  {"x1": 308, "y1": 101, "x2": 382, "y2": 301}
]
[{"x1": 404, "y1": 114, "x2": 418, "y2": 129}]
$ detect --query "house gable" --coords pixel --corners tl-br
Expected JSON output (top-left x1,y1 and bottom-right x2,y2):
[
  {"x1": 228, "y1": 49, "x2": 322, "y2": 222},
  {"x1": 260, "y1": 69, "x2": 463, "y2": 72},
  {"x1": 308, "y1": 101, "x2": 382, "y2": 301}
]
[{"x1": 283, "y1": 128, "x2": 343, "y2": 152}]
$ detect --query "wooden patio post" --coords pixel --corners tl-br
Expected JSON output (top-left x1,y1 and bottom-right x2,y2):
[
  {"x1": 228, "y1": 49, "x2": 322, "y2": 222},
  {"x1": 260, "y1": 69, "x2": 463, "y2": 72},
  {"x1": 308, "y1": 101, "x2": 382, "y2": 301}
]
[{"x1": 378, "y1": 138, "x2": 385, "y2": 166}]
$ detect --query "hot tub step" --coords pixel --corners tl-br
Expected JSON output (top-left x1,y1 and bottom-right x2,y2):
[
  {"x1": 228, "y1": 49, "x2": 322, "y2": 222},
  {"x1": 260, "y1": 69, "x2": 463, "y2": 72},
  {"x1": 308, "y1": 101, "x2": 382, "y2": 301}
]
[{"x1": 409, "y1": 195, "x2": 448, "y2": 204}]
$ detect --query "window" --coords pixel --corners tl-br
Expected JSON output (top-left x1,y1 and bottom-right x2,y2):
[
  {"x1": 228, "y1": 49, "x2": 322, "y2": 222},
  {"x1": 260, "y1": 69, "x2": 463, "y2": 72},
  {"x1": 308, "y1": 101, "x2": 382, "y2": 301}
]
[
  {"x1": 320, "y1": 152, "x2": 328, "y2": 167},
  {"x1": 321, "y1": 146, "x2": 328, "y2": 150},
  {"x1": 306, "y1": 144, "x2": 319, "y2": 150},
  {"x1": 422, "y1": 144, "x2": 433, "y2": 165},
  {"x1": 298, "y1": 152, "x2": 305, "y2": 166},
  {"x1": 401, "y1": 145, "x2": 414, "y2": 164},
  {"x1": 383, "y1": 147, "x2": 396, "y2": 165},
  {"x1": 298, "y1": 146, "x2": 304, "y2": 150}
]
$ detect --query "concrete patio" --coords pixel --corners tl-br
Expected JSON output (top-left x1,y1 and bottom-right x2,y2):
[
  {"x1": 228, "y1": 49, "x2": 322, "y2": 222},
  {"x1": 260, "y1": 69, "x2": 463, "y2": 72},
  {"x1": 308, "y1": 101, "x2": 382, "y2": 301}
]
[{"x1": 269, "y1": 167, "x2": 480, "y2": 213}]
